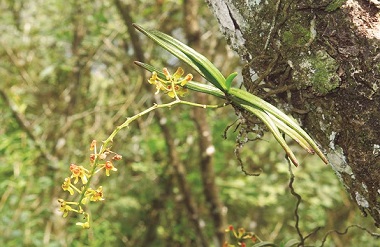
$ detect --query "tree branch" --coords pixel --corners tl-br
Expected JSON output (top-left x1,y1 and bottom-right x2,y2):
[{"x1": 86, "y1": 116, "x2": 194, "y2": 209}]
[{"x1": 0, "y1": 89, "x2": 58, "y2": 168}]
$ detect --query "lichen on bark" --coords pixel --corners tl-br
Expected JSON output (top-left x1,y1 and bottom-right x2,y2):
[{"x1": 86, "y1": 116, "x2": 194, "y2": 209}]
[{"x1": 292, "y1": 50, "x2": 340, "y2": 95}]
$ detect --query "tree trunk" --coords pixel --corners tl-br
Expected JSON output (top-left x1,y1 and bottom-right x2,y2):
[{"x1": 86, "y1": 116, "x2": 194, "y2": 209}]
[
  {"x1": 184, "y1": 0, "x2": 227, "y2": 245},
  {"x1": 206, "y1": 0, "x2": 380, "y2": 227}
]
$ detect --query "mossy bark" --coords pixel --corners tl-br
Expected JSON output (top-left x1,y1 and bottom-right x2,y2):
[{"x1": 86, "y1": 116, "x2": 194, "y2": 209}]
[{"x1": 206, "y1": 0, "x2": 380, "y2": 227}]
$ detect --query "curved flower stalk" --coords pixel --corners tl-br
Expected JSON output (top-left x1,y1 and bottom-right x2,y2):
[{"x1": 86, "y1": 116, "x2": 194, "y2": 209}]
[
  {"x1": 133, "y1": 24, "x2": 328, "y2": 167},
  {"x1": 58, "y1": 68, "x2": 224, "y2": 228}
]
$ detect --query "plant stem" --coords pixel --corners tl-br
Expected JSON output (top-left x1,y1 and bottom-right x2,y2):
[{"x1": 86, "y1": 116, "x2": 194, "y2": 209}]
[{"x1": 76, "y1": 99, "x2": 224, "y2": 207}]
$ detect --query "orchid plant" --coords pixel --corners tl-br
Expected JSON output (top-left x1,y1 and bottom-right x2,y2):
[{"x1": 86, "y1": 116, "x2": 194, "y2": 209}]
[
  {"x1": 132, "y1": 24, "x2": 328, "y2": 167},
  {"x1": 58, "y1": 24, "x2": 328, "y2": 229}
]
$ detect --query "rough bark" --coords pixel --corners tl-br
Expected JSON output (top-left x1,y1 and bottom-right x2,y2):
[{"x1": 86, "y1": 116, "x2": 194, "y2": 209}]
[{"x1": 206, "y1": 0, "x2": 380, "y2": 227}]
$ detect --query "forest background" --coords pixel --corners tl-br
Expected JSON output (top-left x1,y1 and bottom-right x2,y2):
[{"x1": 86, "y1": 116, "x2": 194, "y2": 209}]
[{"x1": 0, "y1": 0, "x2": 379, "y2": 246}]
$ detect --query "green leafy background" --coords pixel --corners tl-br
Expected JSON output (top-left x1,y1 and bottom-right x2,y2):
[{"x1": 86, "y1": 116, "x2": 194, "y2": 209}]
[{"x1": 0, "y1": 0, "x2": 378, "y2": 246}]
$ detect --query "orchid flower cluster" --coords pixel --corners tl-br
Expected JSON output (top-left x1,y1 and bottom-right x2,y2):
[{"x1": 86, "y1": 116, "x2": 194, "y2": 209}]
[
  {"x1": 149, "y1": 67, "x2": 192, "y2": 98},
  {"x1": 58, "y1": 140, "x2": 122, "y2": 228},
  {"x1": 224, "y1": 225, "x2": 258, "y2": 247}
]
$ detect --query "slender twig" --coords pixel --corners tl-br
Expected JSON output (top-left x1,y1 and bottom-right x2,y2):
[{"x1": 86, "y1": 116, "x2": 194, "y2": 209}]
[
  {"x1": 304, "y1": 226, "x2": 322, "y2": 241},
  {"x1": 1, "y1": 41, "x2": 35, "y2": 86},
  {"x1": 287, "y1": 156, "x2": 304, "y2": 246},
  {"x1": 320, "y1": 224, "x2": 380, "y2": 247},
  {"x1": 287, "y1": 154, "x2": 324, "y2": 246},
  {"x1": 0, "y1": 89, "x2": 58, "y2": 167}
]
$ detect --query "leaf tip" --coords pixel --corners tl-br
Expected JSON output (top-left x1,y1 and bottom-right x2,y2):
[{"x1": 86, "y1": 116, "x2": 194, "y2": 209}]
[{"x1": 322, "y1": 155, "x2": 329, "y2": 165}]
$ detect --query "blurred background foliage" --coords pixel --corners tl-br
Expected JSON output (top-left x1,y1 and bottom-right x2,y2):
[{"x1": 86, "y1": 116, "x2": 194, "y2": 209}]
[{"x1": 0, "y1": 0, "x2": 379, "y2": 246}]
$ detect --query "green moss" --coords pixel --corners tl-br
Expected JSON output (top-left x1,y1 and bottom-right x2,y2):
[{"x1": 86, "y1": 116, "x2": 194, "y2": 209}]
[
  {"x1": 282, "y1": 23, "x2": 311, "y2": 47},
  {"x1": 293, "y1": 50, "x2": 340, "y2": 95},
  {"x1": 325, "y1": 0, "x2": 347, "y2": 12},
  {"x1": 310, "y1": 51, "x2": 340, "y2": 94}
]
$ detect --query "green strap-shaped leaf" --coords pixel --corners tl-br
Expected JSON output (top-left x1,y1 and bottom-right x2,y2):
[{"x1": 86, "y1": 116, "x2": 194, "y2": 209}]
[
  {"x1": 133, "y1": 24, "x2": 227, "y2": 91},
  {"x1": 284, "y1": 239, "x2": 301, "y2": 247},
  {"x1": 240, "y1": 103, "x2": 300, "y2": 167},
  {"x1": 229, "y1": 87, "x2": 328, "y2": 164},
  {"x1": 225, "y1": 72, "x2": 238, "y2": 91},
  {"x1": 267, "y1": 112, "x2": 314, "y2": 154},
  {"x1": 133, "y1": 24, "x2": 200, "y2": 75},
  {"x1": 151, "y1": 30, "x2": 227, "y2": 91},
  {"x1": 134, "y1": 61, "x2": 166, "y2": 79},
  {"x1": 251, "y1": 241, "x2": 277, "y2": 247}
]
